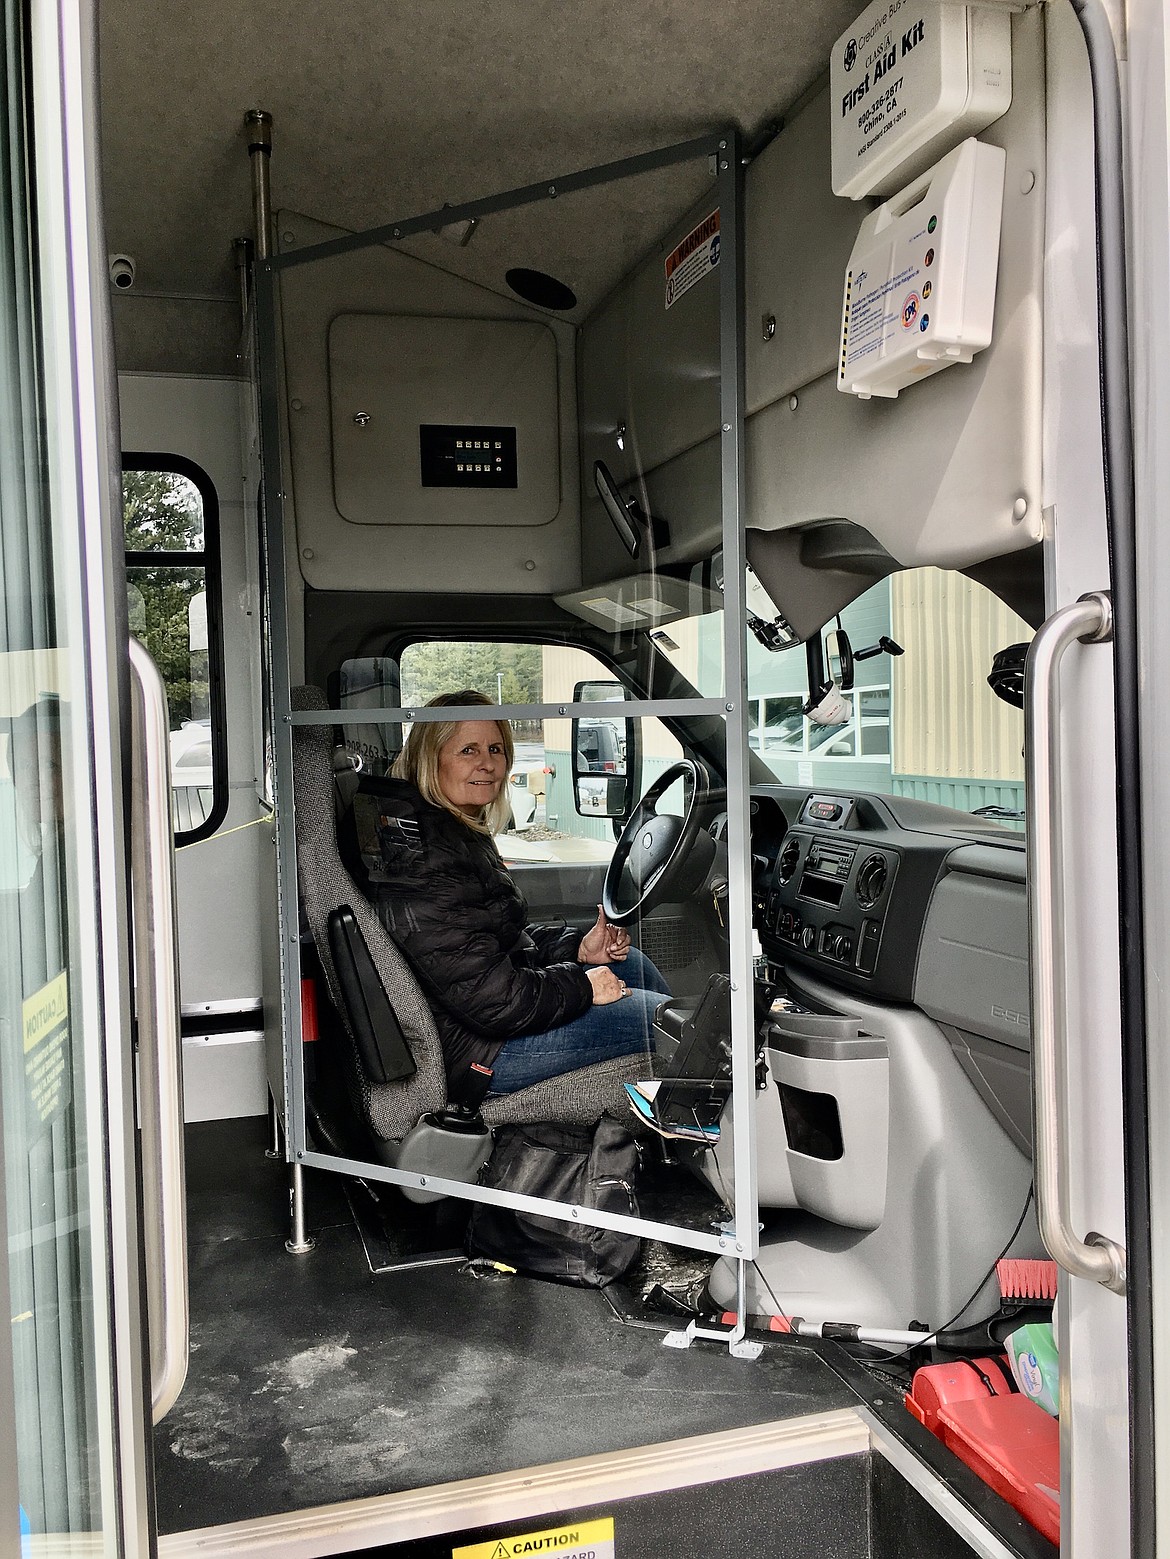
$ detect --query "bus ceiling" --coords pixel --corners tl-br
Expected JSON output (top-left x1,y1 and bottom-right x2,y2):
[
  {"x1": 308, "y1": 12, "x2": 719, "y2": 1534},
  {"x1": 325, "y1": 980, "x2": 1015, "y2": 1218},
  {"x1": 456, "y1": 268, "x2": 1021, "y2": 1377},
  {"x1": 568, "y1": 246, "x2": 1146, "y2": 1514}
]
[{"x1": 101, "y1": 1, "x2": 1046, "y2": 615}]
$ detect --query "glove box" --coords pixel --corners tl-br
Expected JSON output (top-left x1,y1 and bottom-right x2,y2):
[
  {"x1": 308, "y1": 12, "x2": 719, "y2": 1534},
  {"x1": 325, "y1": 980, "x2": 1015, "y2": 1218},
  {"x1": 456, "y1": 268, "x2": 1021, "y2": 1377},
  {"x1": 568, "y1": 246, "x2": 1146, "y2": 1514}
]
[{"x1": 767, "y1": 1013, "x2": 889, "y2": 1231}]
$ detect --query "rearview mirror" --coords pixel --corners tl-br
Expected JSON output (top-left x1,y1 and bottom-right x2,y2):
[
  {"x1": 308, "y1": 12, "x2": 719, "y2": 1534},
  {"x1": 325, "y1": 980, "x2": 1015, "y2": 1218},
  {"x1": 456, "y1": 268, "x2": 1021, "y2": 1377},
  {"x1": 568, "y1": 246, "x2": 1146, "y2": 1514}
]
[
  {"x1": 594, "y1": 461, "x2": 642, "y2": 557},
  {"x1": 824, "y1": 628, "x2": 854, "y2": 692},
  {"x1": 571, "y1": 679, "x2": 636, "y2": 819}
]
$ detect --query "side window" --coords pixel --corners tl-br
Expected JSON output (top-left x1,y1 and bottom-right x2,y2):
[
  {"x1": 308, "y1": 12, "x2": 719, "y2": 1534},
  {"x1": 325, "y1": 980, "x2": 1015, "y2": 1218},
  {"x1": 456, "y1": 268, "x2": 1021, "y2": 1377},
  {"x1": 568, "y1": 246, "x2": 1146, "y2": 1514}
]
[
  {"x1": 395, "y1": 640, "x2": 682, "y2": 865},
  {"x1": 123, "y1": 456, "x2": 227, "y2": 844}
]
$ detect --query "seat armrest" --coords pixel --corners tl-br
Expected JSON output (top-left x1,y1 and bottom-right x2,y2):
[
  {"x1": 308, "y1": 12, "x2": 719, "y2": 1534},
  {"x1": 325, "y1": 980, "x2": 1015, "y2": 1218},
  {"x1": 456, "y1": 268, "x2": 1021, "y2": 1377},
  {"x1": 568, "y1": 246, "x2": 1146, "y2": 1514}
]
[{"x1": 328, "y1": 905, "x2": 418, "y2": 1084}]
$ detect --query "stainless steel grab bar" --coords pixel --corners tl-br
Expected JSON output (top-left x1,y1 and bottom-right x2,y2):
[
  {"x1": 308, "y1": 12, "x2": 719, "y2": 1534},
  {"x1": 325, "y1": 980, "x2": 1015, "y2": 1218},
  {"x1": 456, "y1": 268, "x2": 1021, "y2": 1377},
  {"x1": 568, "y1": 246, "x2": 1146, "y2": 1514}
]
[
  {"x1": 1025, "y1": 593, "x2": 1127, "y2": 1295},
  {"x1": 128, "y1": 638, "x2": 190, "y2": 1418}
]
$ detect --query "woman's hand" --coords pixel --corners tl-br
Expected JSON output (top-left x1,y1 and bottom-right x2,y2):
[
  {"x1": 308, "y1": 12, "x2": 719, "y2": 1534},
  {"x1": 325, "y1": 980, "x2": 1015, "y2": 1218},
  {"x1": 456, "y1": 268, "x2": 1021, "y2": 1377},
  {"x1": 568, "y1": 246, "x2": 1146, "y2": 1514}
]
[
  {"x1": 578, "y1": 905, "x2": 631, "y2": 965},
  {"x1": 587, "y1": 966, "x2": 629, "y2": 1005}
]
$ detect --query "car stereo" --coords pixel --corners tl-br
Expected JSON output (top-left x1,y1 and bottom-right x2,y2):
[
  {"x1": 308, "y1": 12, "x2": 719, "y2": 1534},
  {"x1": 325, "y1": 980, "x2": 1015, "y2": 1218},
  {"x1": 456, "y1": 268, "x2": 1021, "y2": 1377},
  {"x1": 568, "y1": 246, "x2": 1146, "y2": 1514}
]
[
  {"x1": 798, "y1": 838, "x2": 857, "y2": 907},
  {"x1": 767, "y1": 822, "x2": 897, "y2": 980}
]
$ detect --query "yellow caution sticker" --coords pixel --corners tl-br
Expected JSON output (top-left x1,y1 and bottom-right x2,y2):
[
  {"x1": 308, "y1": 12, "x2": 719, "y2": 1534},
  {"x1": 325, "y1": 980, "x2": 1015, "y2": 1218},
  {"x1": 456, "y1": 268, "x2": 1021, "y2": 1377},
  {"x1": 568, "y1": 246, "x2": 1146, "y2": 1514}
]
[
  {"x1": 21, "y1": 971, "x2": 72, "y2": 1141},
  {"x1": 454, "y1": 1516, "x2": 615, "y2": 1559},
  {"x1": 23, "y1": 970, "x2": 67, "y2": 1054}
]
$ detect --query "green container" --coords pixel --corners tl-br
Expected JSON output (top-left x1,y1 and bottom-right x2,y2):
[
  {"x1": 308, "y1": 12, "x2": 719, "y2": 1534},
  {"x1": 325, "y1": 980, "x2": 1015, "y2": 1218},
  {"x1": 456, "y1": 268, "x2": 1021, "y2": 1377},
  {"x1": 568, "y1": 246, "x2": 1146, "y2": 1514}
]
[{"x1": 1006, "y1": 1322, "x2": 1059, "y2": 1418}]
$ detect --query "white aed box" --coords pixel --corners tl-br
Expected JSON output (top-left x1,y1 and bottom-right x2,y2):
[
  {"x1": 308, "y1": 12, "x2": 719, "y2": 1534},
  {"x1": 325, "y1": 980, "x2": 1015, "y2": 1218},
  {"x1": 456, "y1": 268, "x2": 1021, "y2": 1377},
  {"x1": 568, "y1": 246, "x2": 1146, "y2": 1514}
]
[
  {"x1": 837, "y1": 137, "x2": 1005, "y2": 400},
  {"x1": 831, "y1": 0, "x2": 1012, "y2": 201}
]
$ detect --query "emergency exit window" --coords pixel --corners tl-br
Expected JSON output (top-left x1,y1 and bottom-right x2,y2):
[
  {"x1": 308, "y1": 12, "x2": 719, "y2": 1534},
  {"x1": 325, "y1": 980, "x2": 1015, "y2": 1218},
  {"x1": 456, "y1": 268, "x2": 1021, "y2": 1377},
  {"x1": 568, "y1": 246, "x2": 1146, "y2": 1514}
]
[{"x1": 123, "y1": 455, "x2": 227, "y2": 845}]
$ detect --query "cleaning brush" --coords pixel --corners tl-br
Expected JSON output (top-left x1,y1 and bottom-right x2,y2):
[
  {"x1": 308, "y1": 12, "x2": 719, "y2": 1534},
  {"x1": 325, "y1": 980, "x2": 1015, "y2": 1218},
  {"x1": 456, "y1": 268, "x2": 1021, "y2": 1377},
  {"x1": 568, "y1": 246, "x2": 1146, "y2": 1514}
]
[{"x1": 997, "y1": 1258, "x2": 1058, "y2": 1302}]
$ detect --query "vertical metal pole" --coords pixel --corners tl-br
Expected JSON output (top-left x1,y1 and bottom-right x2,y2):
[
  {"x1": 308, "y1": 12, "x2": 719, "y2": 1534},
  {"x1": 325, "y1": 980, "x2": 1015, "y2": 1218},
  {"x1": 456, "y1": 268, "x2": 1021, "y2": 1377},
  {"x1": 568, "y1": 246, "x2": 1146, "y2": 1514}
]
[
  {"x1": 717, "y1": 133, "x2": 759, "y2": 1268},
  {"x1": 243, "y1": 109, "x2": 272, "y2": 261},
  {"x1": 265, "y1": 1089, "x2": 281, "y2": 1160},
  {"x1": 233, "y1": 236, "x2": 253, "y2": 326},
  {"x1": 254, "y1": 261, "x2": 309, "y2": 1213},
  {"x1": 0, "y1": 1083, "x2": 22, "y2": 1559},
  {"x1": 285, "y1": 1163, "x2": 315, "y2": 1256}
]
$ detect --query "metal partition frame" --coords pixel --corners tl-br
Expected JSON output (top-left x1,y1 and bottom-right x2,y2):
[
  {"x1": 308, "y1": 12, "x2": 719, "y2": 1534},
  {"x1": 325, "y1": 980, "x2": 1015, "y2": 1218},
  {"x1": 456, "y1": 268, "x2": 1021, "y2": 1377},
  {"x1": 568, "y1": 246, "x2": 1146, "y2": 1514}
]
[{"x1": 253, "y1": 131, "x2": 759, "y2": 1270}]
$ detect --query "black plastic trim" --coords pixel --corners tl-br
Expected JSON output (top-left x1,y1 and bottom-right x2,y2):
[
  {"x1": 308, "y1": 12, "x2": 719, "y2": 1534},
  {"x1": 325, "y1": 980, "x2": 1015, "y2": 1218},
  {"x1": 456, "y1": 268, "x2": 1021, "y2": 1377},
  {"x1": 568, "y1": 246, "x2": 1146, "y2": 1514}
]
[{"x1": 121, "y1": 451, "x2": 229, "y2": 846}]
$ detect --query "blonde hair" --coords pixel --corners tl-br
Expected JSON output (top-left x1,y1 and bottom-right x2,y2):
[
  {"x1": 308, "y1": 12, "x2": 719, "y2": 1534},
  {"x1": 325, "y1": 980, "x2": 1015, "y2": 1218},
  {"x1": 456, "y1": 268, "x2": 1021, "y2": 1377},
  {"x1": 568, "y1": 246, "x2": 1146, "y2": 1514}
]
[{"x1": 392, "y1": 690, "x2": 515, "y2": 835}]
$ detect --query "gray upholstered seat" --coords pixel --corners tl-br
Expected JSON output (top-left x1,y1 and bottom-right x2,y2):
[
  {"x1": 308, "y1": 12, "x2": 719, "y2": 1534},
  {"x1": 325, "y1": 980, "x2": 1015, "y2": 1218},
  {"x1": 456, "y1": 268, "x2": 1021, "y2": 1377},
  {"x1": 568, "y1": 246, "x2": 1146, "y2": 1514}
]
[{"x1": 291, "y1": 687, "x2": 645, "y2": 1156}]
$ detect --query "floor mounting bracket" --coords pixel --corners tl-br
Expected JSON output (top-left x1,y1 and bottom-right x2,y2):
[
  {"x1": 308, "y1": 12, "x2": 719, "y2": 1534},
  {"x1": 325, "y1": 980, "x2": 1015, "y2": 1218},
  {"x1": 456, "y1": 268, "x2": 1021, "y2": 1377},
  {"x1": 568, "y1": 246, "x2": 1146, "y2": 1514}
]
[{"x1": 662, "y1": 1256, "x2": 763, "y2": 1360}]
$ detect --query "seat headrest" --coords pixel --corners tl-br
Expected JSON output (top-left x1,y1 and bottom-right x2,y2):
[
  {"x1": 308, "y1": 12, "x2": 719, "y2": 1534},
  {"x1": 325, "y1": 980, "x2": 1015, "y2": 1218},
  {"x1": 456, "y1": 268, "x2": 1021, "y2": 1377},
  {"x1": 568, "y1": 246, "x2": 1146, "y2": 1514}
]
[{"x1": 292, "y1": 684, "x2": 328, "y2": 715}]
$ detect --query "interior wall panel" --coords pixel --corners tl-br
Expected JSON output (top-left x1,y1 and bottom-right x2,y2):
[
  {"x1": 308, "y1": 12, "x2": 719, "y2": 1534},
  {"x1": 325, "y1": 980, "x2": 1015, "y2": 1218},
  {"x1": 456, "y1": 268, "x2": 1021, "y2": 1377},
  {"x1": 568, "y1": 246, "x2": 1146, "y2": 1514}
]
[
  {"x1": 117, "y1": 374, "x2": 266, "y2": 1020},
  {"x1": 275, "y1": 211, "x2": 581, "y2": 596},
  {"x1": 575, "y1": 8, "x2": 1048, "y2": 585},
  {"x1": 741, "y1": 8, "x2": 1047, "y2": 568},
  {"x1": 111, "y1": 294, "x2": 240, "y2": 377}
]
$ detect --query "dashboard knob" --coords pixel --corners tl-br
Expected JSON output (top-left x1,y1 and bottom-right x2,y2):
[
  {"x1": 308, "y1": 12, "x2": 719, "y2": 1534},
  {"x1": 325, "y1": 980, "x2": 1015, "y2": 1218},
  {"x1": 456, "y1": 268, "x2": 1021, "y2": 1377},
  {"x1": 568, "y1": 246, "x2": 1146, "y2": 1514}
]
[
  {"x1": 831, "y1": 934, "x2": 846, "y2": 959},
  {"x1": 801, "y1": 925, "x2": 816, "y2": 951}
]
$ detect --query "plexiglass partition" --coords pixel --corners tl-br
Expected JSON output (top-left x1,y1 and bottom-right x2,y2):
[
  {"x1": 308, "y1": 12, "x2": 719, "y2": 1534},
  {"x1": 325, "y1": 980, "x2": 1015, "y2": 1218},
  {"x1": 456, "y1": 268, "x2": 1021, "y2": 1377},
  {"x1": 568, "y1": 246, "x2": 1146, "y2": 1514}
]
[{"x1": 255, "y1": 132, "x2": 758, "y2": 1296}]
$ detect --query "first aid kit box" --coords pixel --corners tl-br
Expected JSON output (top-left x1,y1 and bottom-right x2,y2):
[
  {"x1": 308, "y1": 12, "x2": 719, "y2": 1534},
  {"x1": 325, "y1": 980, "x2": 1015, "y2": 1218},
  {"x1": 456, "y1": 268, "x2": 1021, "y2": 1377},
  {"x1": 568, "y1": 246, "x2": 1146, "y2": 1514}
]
[
  {"x1": 838, "y1": 137, "x2": 1006, "y2": 400},
  {"x1": 831, "y1": 0, "x2": 1012, "y2": 200}
]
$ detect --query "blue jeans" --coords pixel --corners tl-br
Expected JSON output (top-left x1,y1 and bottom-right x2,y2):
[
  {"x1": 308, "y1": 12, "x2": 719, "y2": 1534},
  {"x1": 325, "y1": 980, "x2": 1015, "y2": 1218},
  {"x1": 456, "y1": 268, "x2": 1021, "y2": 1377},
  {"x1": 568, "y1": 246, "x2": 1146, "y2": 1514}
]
[{"x1": 488, "y1": 946, "x2": 670, "y2": 1095}]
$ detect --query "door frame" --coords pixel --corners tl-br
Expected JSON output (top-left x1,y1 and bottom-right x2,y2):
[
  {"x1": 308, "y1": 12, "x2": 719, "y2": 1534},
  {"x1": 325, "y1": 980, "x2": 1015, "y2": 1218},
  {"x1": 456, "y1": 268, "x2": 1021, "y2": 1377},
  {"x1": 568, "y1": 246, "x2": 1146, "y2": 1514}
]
[{"x1": 2, "y1": 0, "x2": 157, "y2": 1549}]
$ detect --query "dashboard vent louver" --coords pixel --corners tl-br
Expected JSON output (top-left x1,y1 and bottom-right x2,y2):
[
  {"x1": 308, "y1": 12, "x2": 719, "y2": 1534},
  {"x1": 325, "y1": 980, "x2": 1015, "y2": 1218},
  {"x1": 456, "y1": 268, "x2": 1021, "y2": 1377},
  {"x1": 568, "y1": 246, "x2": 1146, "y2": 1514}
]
[
  {"x1": 855, "y1": 853, "x2": 888, "y2": 909},
  {"x1": 777, "y1": 838, "x2": 801, "y2": 885}
]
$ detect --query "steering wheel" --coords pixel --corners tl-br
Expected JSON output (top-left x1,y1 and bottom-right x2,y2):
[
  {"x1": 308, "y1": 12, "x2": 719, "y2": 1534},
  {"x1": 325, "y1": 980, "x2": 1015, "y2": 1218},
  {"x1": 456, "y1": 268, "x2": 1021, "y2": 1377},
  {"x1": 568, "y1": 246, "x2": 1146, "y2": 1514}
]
[{"x1": 602, "y1": 760, "x2": 713, "y2": 925}]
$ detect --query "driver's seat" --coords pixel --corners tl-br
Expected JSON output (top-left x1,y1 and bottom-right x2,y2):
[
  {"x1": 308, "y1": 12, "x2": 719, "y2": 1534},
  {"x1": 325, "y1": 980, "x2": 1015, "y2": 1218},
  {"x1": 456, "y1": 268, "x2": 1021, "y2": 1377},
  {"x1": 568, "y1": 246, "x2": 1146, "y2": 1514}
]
[{"x1": 291, "y1": 687, "x2": 648, "y2": 1180}]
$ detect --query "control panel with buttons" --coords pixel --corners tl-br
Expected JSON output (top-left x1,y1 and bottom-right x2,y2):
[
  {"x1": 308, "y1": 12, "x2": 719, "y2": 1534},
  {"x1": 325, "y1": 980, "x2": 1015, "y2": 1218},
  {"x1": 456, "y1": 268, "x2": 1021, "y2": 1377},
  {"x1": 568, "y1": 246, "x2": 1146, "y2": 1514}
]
[
  {"x1": 765, "y1": 816, "x2": 898, "y2": 983},
  {"x1": 419, "y1": 423, "x2": 518, "y2": 488},
  {"x1": 752, "y1": 786, "x2": 1011, "y2": 1004}
]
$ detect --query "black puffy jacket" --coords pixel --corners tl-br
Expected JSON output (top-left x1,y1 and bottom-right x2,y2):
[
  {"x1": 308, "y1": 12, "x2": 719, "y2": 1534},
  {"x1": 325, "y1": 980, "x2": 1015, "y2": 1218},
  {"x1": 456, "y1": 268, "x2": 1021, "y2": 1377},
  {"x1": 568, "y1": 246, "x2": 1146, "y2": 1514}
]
[{"x1": 339, "y1": 777, "x2": 593, "y2": 1096}]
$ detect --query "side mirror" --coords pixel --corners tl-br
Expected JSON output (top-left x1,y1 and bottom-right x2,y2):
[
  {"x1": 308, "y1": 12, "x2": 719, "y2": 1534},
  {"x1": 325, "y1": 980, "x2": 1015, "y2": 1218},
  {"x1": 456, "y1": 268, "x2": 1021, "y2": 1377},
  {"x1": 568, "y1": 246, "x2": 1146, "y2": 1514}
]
[{"x1": 571, "y1": 679, "x2": 637, "y2": 818}]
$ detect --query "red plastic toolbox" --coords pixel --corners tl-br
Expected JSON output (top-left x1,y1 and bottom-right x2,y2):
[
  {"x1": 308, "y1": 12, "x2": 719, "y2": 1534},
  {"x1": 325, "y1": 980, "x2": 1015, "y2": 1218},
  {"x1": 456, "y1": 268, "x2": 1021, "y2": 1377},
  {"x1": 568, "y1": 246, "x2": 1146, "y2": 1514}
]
[
  {"x1": 936, "y1": 1393, "x2": 1060, "y2": 1546},
  {"x1": 905, "y1": 1356, "x2": 1013, "y2": 1434}
]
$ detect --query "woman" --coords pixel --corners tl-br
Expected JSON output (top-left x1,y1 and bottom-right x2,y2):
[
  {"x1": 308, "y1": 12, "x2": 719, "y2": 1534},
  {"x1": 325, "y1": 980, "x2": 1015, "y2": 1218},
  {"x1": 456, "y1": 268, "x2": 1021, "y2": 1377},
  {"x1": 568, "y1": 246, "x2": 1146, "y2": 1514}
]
[{"x1": 343, "y1": 691, "x2": 668, "y2": 1105}]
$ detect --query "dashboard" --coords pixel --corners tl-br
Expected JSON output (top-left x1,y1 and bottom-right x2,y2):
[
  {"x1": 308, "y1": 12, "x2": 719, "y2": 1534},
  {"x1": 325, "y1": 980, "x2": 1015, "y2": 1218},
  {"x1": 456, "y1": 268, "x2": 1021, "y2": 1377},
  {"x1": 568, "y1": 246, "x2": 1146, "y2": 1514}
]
[
  {"x1": 722, "y1": 782, "x2": 1033, "y2": 1154},
  {"x1": 743, "y1": 785, "x2": 1027, "y2": 1007}
]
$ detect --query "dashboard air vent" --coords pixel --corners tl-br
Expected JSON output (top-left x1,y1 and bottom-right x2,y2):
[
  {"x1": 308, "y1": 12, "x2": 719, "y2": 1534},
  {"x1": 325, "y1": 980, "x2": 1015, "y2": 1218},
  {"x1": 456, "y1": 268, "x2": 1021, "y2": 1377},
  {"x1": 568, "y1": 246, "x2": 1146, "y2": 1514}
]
[
  {"x1": 855, "y1": 853, "x2": 888, "y2": 909},
  {"x1": 777, "y1": 838, "x2": 801, "y2": 885}
]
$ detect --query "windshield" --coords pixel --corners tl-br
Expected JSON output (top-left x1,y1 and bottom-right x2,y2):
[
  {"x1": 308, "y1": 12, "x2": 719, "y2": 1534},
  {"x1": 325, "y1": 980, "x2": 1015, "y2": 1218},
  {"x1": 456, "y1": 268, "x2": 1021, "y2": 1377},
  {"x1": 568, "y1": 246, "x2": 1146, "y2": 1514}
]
[{"x1": 660, "y1": 566, "x2": 1031, "y2": 825}]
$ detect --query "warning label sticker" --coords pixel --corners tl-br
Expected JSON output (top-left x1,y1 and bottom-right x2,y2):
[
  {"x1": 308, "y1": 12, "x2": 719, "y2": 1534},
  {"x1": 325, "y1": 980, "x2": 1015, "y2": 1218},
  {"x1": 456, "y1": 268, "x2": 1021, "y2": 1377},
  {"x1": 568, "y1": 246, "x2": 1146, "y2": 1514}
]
[
  {"x1": 839, "y1": 256, "x2": 922, "y2": 379},
  {"x1": 579, "y1": 596, "x2": 644, "y2": 628},
  {"x1": 664, "y1": 210, "x2": 720, "y2": 309},
  {"x1": 453, "y1": 1516, "x2": 615, "y2": 1559},
  {"x1": 22, "y1": 970, "x2": 71, "y2": 1142}
]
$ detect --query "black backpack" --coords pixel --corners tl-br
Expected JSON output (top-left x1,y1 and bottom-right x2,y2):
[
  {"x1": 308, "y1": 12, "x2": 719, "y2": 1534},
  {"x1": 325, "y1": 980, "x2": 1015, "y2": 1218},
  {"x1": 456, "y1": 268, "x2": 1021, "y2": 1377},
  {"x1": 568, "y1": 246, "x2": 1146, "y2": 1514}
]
[{"x1": 466, "y1": 1118, "x2": 641, "y2": 1287}]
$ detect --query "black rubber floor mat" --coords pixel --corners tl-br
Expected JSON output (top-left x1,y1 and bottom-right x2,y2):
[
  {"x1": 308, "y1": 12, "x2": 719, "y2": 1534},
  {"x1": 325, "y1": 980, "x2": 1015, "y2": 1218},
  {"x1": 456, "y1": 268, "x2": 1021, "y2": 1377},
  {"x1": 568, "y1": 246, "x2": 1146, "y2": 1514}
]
[
  {"x1": 343, "y1": 1176, "x2": 467, "y2": 1274},
  {"x1": 158, "y1": 1119, "x2": 855, "y2": 1535}
]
